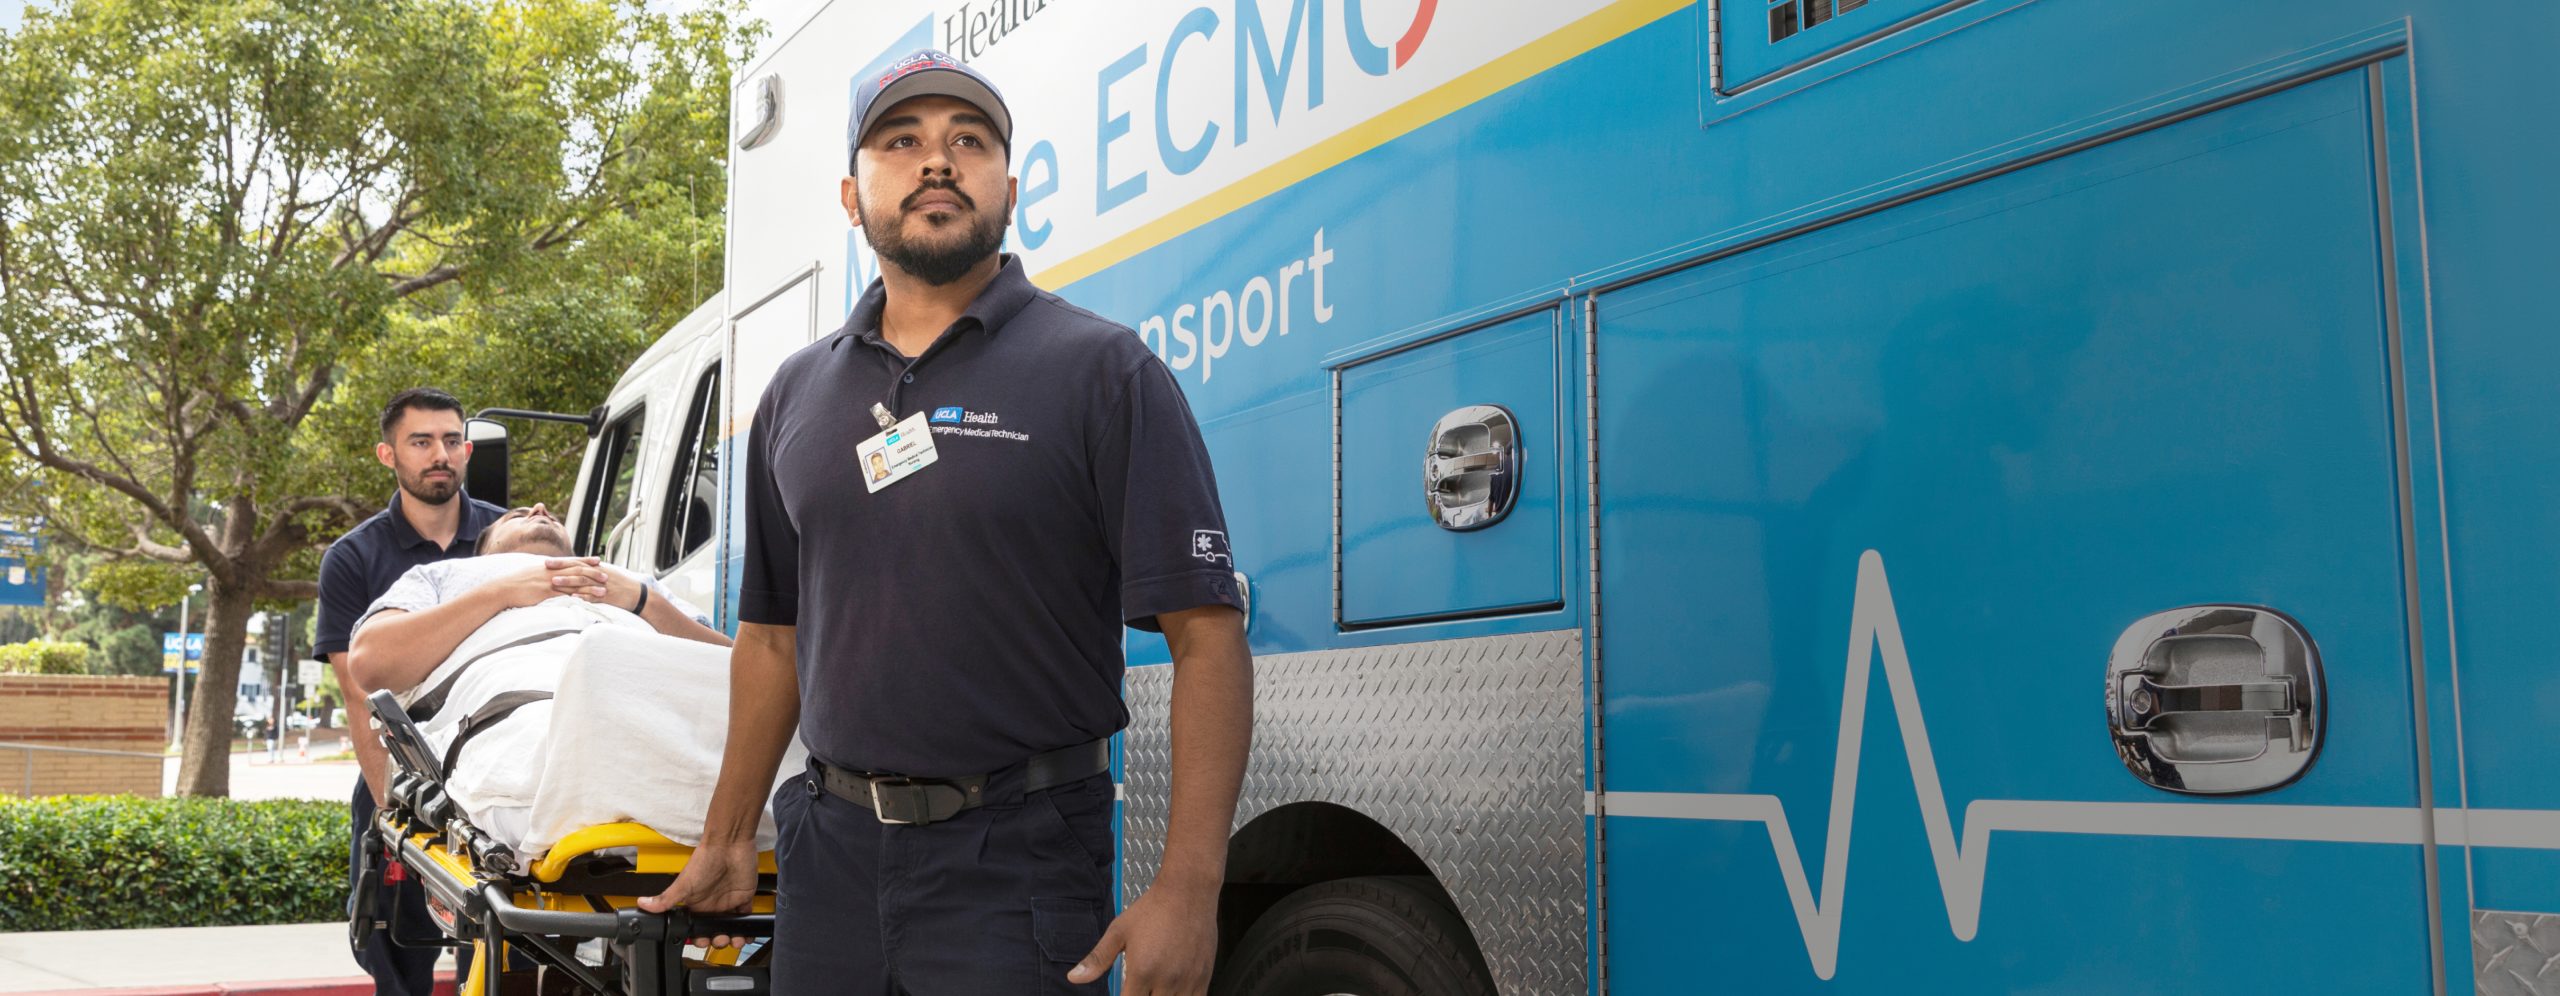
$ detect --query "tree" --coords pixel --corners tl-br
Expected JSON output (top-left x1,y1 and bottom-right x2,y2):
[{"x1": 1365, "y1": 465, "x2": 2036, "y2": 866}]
[{"x1": 0, "y1": 0, "x2": 748, "y2": 795}]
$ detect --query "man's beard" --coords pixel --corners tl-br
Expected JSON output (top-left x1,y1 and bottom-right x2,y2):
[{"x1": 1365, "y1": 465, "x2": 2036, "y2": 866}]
[
  {"x1": 858, "y1": 179, "x2": 1007, "y2": 286},
  {"x1": 398, "y1": 466, "x2": 458, "y2": 506}
]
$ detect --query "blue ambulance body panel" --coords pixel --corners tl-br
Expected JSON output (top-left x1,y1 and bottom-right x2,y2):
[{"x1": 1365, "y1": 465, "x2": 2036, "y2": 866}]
[
  {"x1": 1340, "y1": 309, "x2": 1567, "y2": 625},
  {"x1": 1598, "y1": 66, "x2": 2431, "y2": 990},
  {"x1": 703, "y1": 0, "x2": 2560, "y2": 988}
]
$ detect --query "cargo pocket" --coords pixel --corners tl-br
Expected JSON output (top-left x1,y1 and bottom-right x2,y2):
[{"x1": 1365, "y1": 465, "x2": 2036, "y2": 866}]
[{"x1": 1032, "y1": 895, "x2": 1105, "y2": 966}]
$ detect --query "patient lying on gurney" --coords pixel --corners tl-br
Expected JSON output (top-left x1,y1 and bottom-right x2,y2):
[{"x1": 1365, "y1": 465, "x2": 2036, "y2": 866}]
[{"x1": 349, "y1": 504, "x2": 794, "y2": 859}]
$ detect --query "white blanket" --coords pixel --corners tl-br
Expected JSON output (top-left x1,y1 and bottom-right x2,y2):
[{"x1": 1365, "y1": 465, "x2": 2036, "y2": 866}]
[
  {"x1": 519, "y1": 625, "x2": 806, "y2": 857},
  {"x1": 397, "y1": 599, "x2": 603, "y2": 829},
  {"x1": 398, "y1": 608, "x2": 802, "y2": 860}
]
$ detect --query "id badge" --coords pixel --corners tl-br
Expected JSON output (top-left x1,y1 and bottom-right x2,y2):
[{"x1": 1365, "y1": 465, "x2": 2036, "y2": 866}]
[{"x1": 855, "y1": 411, "x2": 938, "y2": 493}]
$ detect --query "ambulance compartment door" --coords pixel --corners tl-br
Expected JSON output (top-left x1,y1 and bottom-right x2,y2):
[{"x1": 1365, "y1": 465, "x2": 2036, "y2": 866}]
[{"x1": 1594, "y1": 65, "x2": 2438, "y2": 992}]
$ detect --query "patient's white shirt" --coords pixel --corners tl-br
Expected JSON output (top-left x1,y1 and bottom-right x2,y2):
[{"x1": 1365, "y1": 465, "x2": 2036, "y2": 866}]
[
  {"x1": 355, "y1": 552, "x2": 708, "y2": 641},
  {"x1": 352, "y1": 553, "x2": 709, "y2": 823}
]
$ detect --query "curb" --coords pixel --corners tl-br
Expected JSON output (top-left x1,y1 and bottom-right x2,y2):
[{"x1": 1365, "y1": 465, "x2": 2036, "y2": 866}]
[{"x1": 8, "y1": 975, "x2": 455, "y2": 996}]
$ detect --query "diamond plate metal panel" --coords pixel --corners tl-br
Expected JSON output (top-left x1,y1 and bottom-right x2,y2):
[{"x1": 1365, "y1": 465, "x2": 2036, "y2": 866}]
[
  {"x1": 1124, "y1": 630, "x2": 1587, "y2": 996},
  {"x1": 2477, "y1": 910, "x2": 2560, "y2": 996}
]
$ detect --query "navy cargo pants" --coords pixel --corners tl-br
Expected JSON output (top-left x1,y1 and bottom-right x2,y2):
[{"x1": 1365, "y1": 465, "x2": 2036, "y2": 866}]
[{"x1": 769, "y1": 761, "x2": 1115, "y2": 995}]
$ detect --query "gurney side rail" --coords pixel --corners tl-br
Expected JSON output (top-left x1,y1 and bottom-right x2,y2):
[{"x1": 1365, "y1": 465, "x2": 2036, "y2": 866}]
[
  {"x1": 473, "y1": 883, "x2": 774, "y2": 943},
  {"x1": 394, "y1": 831, "x2": 775, "y2": 941}
]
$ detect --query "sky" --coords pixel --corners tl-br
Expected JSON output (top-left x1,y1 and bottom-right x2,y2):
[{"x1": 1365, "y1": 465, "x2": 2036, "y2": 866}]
[
  {"x1": 679, "y1": 0, "x2": 831, "y2": 63},
  {"x1": 741, "y1": 0, "x2": 829, "y2": 52},
  {"x1": 0, "y1": 0, "x2": 830, "y2": 51}
]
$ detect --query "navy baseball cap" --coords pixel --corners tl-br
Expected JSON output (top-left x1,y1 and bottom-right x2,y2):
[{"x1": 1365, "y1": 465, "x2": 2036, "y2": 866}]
[{"x1": 849, "y1": 50, "x2": 1013, "y2": 165}]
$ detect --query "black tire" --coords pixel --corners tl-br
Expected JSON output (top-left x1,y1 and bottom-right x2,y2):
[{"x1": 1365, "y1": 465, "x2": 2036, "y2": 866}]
[{"x1": 1212, "y1": 876, "x2": 1498, "y2": 996}]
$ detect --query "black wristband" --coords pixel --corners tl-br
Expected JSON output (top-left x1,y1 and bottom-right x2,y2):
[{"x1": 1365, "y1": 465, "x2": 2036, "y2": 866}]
[{"x1": 631, "y1": 583, "x2": 650, "y2": 616}]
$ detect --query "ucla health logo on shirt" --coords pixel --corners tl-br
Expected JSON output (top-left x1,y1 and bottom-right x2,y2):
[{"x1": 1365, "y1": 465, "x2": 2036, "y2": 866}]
[{"x1": 929, "y1": 405, "x2": 1028, "y2": 441}]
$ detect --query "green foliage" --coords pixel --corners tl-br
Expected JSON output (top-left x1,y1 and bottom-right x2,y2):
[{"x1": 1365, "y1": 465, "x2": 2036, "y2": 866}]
[
  {"x1": 0, "y1": 639, "x2": 89, "y2": 674},
  {"x1": 73, "y1": 622, "x2": 165, "y2": 677},
  {"x1": 80, "y1": 559, "x2": 196, "y2": 614},
  {"x1": 0, "y1": 795, "x2": 346, "y2": 930},
  {"x1": 0, "y1": 608, "x2": 37, "y2": 646},
  {"x1": 0, "y1": 0, "x2": 752, "y2": 557},
  {"x1": 309, "y1": 0, "x2": 753, "y2": 509},
  {"x1": 0, "y1": 0, "x2": 754, "y2": 793}
]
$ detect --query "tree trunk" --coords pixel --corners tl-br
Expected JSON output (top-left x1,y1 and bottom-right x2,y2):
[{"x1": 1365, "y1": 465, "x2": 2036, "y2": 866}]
[{"x1": 174, "y1": 577, "x2": 255, "y2": 797}]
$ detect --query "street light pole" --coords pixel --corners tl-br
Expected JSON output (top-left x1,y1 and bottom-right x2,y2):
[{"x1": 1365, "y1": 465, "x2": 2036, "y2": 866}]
[{"x1": 170, "y1": 583, "x2": 200, "y2": 747}]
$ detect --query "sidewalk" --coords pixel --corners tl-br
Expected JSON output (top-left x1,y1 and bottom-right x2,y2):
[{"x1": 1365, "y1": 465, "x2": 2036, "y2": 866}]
[
  {"x1": 0, "y1": 923, "x2": 453, "y2": 994},
  {"x1": 161, "y1": 754, "x2": 360, "y2": 803}
]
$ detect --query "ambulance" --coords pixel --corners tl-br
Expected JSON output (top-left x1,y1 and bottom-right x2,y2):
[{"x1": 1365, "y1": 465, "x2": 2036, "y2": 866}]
[{"x1": 554, "y1": 0, "x2": 2560, "y2": 990}]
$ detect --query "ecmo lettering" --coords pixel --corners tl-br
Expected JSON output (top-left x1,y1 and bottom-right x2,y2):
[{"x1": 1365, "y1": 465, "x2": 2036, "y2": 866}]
[
  {"x1": 1095, "y1": 0, "x2": 1437, "y2": 214},
  {"x1": 1137, "y1": 228, "x2": 1336, "y2": 383}
]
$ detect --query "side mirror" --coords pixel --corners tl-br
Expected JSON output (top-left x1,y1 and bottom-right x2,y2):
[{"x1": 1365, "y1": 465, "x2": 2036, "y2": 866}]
[{"x1": 465, "y1": 418, "x2": 510, "y2": 507}]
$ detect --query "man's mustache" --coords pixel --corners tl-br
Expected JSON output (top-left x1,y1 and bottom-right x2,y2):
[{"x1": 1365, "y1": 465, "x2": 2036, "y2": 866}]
[{"x1": 903, "y1": 180, "x2": 975, "y2": 213}]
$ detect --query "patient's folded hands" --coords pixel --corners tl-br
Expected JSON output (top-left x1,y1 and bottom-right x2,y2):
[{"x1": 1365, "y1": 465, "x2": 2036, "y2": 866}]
[
  {"x1": 484, "y1": 561, "x2": 596, "y2": 608},
  {"x1": 543, "y1": 557, "x2": 639, "y2": 610}
]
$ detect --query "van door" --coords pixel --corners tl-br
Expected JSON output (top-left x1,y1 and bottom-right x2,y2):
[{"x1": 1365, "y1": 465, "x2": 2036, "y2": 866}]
[
  {"x1": 715, "y1": 265, "x2": 820, "y2": 628},
  {"x1": 649, "y1": 360, "x2": 723, "y2": 615},
  {"x1": 576, "y1": 406, "x2": 648, "y2": 561},
  {"x1": 1595, "y1": 64, "x2": 2438, "y2": 991}
]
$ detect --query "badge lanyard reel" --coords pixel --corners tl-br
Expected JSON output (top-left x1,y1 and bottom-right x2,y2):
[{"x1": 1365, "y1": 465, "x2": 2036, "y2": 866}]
[{"x1": 857, "y1": 401, "x2": 939, "y2": 493}]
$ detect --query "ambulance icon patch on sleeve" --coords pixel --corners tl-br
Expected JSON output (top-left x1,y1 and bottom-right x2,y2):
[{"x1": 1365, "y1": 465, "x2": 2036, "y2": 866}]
[{"x1": 1191, "y1": 529, "x2": 1231, "y2": 565}]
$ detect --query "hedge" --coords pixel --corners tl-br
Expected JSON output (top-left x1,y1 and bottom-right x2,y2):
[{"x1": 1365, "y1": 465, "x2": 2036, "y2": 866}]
[
  {"x1": 0, "y1": 795, "x2": 348, "y2": 930},
  {"x1": 0, "y1": 640, "x2": 90, "y2": 675}
]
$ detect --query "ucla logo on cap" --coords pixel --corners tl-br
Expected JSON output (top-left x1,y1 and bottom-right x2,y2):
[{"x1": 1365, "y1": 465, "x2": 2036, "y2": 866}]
[{"x1": 931, "y1": 406, "x2": 965, "y2": 424}]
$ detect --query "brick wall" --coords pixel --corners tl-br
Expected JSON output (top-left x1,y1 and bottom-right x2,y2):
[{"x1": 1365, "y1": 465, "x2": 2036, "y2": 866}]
[{"x1": 0, "y1": 674, "x2": 167, "y2": 797}]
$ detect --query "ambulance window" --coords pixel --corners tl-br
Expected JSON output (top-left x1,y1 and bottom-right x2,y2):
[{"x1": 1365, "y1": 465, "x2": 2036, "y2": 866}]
[
  {"x1": 656, "y1": 365, "x2": 721, "y2": 572},
  {"x1": 577, "y1": 408, "x2": 645, "y2": 558}
]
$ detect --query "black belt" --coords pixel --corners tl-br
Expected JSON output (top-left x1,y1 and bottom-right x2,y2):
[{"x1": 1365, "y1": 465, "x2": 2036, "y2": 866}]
[{"x1": 810, "y1": 739, "x2": 1109, "y2": 827}]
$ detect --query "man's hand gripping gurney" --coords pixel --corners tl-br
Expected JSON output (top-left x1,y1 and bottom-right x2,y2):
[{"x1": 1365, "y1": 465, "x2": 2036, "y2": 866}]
[{"x1": 348, "y1": 506, "x2": 803, "y2": 995}]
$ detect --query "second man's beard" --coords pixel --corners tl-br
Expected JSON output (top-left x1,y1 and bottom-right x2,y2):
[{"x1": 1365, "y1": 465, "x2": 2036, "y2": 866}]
[
  {"x1": 859, "y1": 190, "x2": 1008, "y2": 286},
  {"x1": 399, "y1": 469, "x2": 458, "y2": 506}
]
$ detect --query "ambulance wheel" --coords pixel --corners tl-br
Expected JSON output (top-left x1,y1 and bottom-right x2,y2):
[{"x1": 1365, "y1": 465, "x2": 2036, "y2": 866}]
[{"x1": 1212, "y1": 875, "x2": 1497, "y2": 996}]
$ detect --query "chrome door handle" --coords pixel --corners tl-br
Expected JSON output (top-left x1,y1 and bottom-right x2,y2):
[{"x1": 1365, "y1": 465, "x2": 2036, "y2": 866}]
[
  {"x1": 1424, "y1": 405, "x2": 1521, "y2": 531},
  {"x1": 2115, "y1": 676, "x2": 2296, "y2": 733},
  {"x1": 2105, "y1": 606, "x2": 2324, "y2": 794},
  {"x1": 1431, "y1": 451, "x2": 1505, "y2": 478}
]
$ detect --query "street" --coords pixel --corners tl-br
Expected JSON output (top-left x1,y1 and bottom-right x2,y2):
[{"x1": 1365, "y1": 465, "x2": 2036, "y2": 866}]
[{"x1": 160, "y1": 740, "x2": 358, "y2": 801}]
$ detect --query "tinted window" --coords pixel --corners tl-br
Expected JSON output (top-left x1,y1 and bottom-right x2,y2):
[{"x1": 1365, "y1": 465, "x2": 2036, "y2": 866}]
[
  {"x1": 578, "y1": 408, "x2": 645, "y2": 558},
  {"x1": 657, "y1": 365, "x2": 721, "y2": 571}
]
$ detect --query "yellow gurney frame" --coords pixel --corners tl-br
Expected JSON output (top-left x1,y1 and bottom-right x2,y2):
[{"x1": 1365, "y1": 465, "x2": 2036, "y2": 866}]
[{"x1": 360, "y1": 690, "x2": 778, "y2": 995}]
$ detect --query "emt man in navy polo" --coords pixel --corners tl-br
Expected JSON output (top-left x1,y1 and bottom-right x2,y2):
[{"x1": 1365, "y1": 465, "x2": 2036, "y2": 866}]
[
  {"x1": 641, "y1": 51, "x2": 1252, "y2": 995},
  {"x1": 314, "y1": 387, "x2": 504, "y2": 994}
]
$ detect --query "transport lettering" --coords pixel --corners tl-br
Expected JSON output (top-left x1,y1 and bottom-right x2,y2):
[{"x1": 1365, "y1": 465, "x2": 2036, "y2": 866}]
[{"x1": 1135, "y1": 228, "x2": 1337, "y2": 383}]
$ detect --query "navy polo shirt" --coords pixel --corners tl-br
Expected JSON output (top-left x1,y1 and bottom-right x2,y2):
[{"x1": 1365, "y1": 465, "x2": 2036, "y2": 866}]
[
  {"x1": 739, "y1": 255, "x2": 1244, "y2": 778},
  {"x1": 313, "y1": 489, "x2": 509, "y2": 662}
]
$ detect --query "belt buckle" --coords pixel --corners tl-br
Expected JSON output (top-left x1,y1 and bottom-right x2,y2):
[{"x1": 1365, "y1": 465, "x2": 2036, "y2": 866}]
[{"x1": 868, "y1": 776, "x2": 922, "y2": 826}]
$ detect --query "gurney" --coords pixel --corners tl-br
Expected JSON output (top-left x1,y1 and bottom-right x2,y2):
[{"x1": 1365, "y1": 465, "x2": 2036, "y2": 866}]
[{"x1": 355, "y1": 687, "x2": 778, "y2": 995}]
